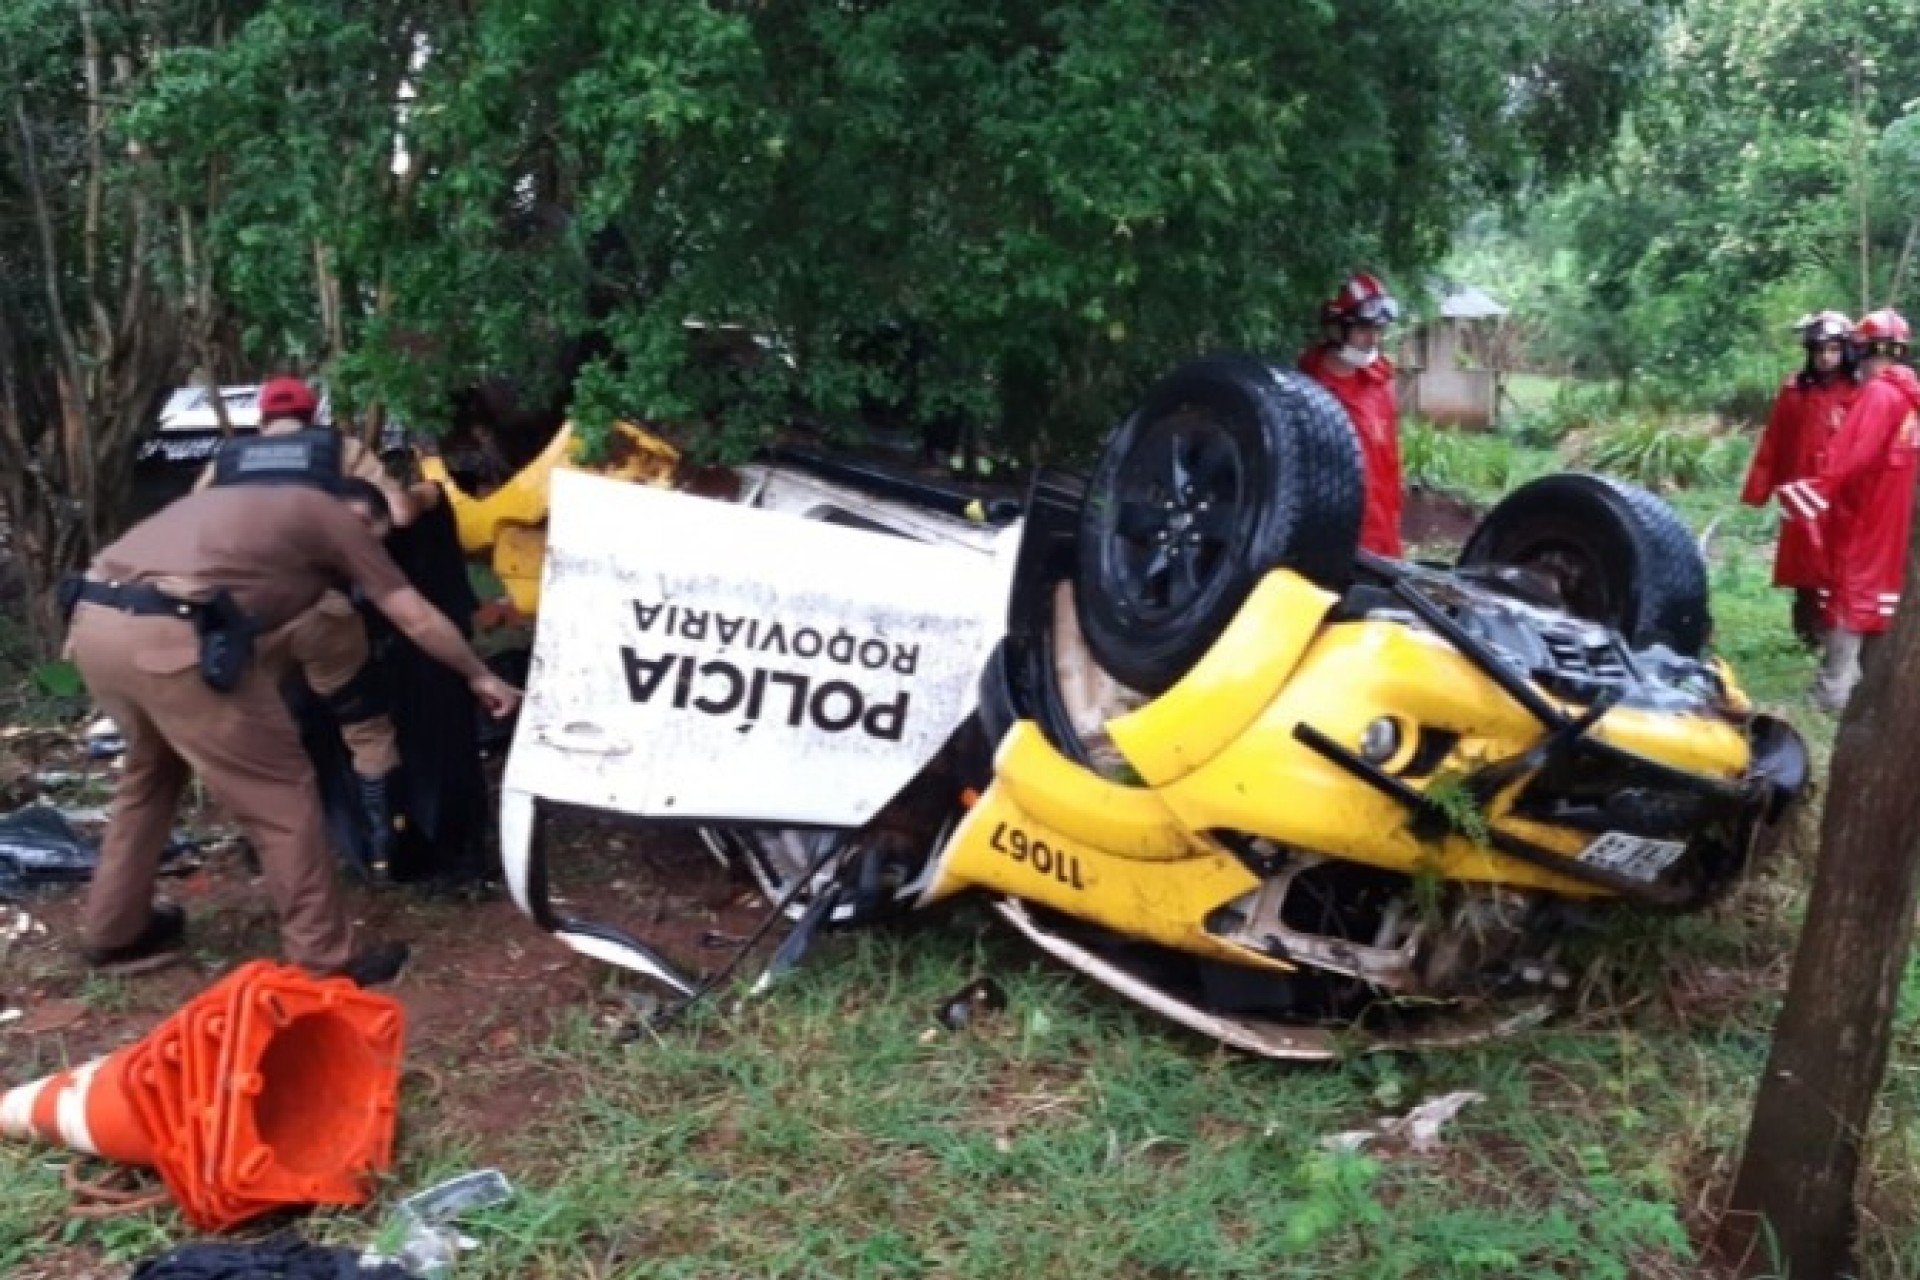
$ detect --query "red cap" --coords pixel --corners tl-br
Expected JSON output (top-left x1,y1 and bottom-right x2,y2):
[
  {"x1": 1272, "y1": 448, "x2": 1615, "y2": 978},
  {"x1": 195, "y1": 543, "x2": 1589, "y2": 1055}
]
[{"x1": 258, "y1": 377, "x2": 319, "y2": 421}]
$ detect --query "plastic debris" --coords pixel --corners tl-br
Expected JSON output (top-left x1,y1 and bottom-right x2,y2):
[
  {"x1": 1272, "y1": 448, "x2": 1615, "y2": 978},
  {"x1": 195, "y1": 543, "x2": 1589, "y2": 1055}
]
[
  {"x1": 934, "y1": 977, "x2": 1009, "y2": 1032},
  {"x1": 87, "y1": 717, "x2": 127, "y2": 761},
  {"x1": 0, "y1": 807, "x2": 101, "y2": 891},
  {"x1": 0, "y1": 805, "x2": 202, "y2": 897},
  {"x1": 365, "y1": 1169, "x2": 515, "y2": 1276},
  {"x1": 33, "y1": 770, "x2": 96, "y2": 788},
  {"x1": 1320, "y1": 1090, "x2": 1487, "y2": 1155}
]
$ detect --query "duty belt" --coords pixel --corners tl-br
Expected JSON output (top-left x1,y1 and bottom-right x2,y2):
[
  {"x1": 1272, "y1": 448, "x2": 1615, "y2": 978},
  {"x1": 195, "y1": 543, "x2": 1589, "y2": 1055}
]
[
  {"x1": 63, "y1": 576, "x2": 259, "y2": 694},
  {"x1": 69, "y1": 579, "x2": 205, "y2": 620}
]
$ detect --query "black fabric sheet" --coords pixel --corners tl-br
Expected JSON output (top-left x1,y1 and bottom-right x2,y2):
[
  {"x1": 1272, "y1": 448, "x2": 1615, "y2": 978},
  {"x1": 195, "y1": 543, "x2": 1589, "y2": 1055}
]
[{"x1": 292, "y1": 501, "x2": 491, "y2": 885}]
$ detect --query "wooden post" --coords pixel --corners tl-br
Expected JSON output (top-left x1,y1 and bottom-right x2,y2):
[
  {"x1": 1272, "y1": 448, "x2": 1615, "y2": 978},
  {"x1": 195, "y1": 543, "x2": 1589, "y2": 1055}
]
[{"x1": 1715, "y1": 512, "x2": 1920, "y2": 1277}]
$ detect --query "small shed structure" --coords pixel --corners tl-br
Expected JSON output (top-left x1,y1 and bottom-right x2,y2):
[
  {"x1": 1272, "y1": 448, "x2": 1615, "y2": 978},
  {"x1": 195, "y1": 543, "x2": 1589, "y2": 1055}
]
[{"x1": 1394, "y1": 284, "x2": 1509, "y2": 428}]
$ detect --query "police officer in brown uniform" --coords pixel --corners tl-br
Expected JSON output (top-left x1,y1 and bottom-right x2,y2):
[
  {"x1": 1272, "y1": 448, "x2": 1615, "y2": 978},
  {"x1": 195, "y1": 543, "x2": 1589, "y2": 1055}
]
[
  {"x1": 190, "y1": 376, "x2": 445, "y2": 874},
  {"x1": 65, "y1": 478, "x2": 520, "y2": 982}
]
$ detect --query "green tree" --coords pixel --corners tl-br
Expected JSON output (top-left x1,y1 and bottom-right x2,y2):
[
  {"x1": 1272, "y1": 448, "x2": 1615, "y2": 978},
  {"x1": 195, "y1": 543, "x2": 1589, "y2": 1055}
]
[
  {"x1": 1497, "y1": 0, "x2": 1920, "y2": 408},
  {"x1": 124, "y1": 0, "x2": 1665, "y2": 459},
  {"x1": 1877, "y1": 107, "x2": 1920, "y2": 306},
  {"x1": 3, "y1": 0, "x2": 1668, "y2": 656},
  {"x1": 0, "y1": 0, "x2": 227, "y2": 652}
]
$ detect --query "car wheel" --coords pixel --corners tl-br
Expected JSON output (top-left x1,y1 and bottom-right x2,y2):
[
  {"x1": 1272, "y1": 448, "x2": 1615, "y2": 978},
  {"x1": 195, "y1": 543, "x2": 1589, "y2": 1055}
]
[
  {"x1": 1458, "y1": 472, "x2": 1710, "y2": 655},
  {"x1": 1075, "y1": 357, "x2": 1363, "y2": 694}
]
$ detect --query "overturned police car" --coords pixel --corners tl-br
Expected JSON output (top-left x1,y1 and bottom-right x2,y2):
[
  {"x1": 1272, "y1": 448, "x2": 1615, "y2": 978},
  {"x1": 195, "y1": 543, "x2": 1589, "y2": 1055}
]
[{"x1": 455, "y1": 356, "x2": 1809, "y2": 1058}]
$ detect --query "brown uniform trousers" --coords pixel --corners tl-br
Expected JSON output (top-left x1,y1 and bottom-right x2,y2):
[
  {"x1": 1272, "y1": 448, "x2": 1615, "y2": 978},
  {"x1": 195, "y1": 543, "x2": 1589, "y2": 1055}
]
[{"x1": 68, "y1": 603, "x2": 356, "y2": 972}]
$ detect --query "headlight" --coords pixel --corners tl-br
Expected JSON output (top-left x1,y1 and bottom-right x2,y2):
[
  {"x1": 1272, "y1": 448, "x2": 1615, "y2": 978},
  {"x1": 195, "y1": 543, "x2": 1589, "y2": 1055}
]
[{"x1": 1359, "y1": 717, "x2": 1403, "y2": 766}]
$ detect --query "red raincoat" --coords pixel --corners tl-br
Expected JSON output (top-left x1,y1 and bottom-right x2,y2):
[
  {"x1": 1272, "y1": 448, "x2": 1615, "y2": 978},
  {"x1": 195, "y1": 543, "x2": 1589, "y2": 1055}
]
[
  {"x1": 1778, "y1": 364, "x2": 1920, "y2": 634},
  {"x1": 1740, "y1": 374, "x2": 1856, "y2": 588},
  {"x1": 1301, "y1": 345, "x2": 1402, "y2": 558}
]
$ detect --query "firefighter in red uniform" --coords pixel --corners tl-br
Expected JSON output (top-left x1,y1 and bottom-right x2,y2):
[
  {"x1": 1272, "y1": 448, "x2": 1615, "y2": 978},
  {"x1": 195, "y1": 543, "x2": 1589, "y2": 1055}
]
[
  {"x1": 1741, "y1": 311, "x2": 1857, "y2": 646},
  {"x1": 1301, "y1": 272, "x2": 1403, "y2": 558},
  {"x1": 1777, "y1": 308, "x2": 1920, "y2": 711}
]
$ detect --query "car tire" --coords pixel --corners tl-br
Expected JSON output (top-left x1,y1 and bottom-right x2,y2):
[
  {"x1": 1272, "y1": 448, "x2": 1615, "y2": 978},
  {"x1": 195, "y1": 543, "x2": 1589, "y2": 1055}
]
[
  {"x1": 1458, "y1": 472, "x2": 1710, "y2": 655},
  {"x1": 1075, "y1": 357, "x2": 1363, "y2": 695}
]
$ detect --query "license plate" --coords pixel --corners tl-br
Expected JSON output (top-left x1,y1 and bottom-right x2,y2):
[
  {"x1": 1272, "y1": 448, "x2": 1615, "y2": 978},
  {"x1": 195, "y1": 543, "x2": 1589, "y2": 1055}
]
[{"x1": 1577, "y1": 831, "x2": 1686, "y2": 882}]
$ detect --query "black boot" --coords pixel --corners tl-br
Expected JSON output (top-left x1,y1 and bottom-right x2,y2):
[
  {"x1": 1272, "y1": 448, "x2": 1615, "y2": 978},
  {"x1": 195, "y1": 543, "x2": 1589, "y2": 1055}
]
[
  {"x1": 339, "y1": 939, "x2": 411, "y2": 987},
  {"x1": 82, "y1": 903, "x2": 188, "y2": 975}
]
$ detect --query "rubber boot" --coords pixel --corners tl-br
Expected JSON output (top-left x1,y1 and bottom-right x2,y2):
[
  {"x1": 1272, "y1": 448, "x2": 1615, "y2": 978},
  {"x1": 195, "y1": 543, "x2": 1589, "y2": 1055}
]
[
  {"x1": 357, "y1": 771, "x2": 400, "y2": 884},
  {"x1": 1811, "y1": 628, "x2": 1864, "y2": 713}
]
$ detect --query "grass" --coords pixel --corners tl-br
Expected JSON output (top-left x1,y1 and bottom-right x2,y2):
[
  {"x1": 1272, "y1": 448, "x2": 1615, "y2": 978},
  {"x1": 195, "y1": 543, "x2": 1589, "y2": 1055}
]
[
  {"x1": 321, "y1": 929, "x2": 1768, "y2": 1276},
  {"x1": 1501, "y1": 372, "x2": 1568, "y2": 412},
  {"x1": 197, "y1": 918, "x2": 1908, "y2": 1278},
  {"x1": 1402, "y1": 423, "x2": 1557, "y2": 510},
  {"x1": 74, "y1": 973, "x2": 137, "y2": 1016},
  {"x1": 0, "y1": 425, "x2": 1912, "y2": 1277}
]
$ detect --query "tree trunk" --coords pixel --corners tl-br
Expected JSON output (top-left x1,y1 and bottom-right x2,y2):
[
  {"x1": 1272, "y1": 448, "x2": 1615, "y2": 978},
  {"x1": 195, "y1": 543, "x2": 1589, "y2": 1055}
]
[
  {"x1": 1715, "y1": 515, "x2": 1920, "y2": 1278},
  {"x1": 0, "y1": 469, "x2": 89, "y2": 655}
]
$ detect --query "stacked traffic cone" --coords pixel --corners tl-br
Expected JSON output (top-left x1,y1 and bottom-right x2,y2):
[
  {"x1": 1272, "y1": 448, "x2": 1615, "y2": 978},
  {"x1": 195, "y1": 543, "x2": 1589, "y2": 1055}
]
[{"x1": 0, "y1": 960, "x2": 405, "y2": 1231}]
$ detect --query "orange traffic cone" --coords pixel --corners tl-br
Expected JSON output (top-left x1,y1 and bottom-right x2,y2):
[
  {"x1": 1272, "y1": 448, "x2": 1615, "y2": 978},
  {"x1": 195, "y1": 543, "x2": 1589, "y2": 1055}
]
[
  {"x1": 0, "y1": 1048, "x2": 154, "y2": 1165},
  {"x1": 0, "y1": 961, "x2": 406, "y2": 1231}
]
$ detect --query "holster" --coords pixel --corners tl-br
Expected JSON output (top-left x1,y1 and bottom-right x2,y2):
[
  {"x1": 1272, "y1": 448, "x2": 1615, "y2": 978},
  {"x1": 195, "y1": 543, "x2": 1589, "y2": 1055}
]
[{"x1": 193, "y1": 590, "x2": 259, "y2": 693}]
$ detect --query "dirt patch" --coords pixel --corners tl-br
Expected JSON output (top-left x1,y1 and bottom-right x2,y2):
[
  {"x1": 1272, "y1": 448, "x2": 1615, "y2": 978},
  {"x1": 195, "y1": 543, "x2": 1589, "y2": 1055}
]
[
  {"x1": 0, "y1": 792, "x2": 800, "y2": 1277},
  {"x1": 0, "y1": 807, "x2": 779, "y2": 1173},
  {"x1": 1403, "y1": 485, "x2": 1482, "y2": 550}
]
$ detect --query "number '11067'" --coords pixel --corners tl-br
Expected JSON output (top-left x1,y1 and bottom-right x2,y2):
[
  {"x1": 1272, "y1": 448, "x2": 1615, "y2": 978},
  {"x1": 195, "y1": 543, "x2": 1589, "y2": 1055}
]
[{"x1": 990, "y1": 822, "x2": 1087, "y2": 891}]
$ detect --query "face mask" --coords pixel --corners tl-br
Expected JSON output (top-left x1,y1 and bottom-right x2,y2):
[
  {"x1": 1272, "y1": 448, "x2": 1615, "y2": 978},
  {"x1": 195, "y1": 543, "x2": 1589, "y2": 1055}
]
[{"x1": 1338, "y1": 344, "x2": 1379, "y2": 369}]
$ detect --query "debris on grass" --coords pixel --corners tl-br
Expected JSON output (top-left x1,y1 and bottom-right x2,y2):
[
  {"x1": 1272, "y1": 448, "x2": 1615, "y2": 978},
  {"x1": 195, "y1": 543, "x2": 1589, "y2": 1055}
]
[
  {"x1": 1320, "y1": 1089, "x2": 1487, "y2": 1157},
  {"x1": 368, "y1": 1168, "x2": 516, "y2": 1277},
  {"x1": 0, "y1": 808, "x2": 100, "y2": 894},
  {"x1": 933, "y1": 977, "x2": 1009, "y2": 1032},
  {"x1": 85, "y1": 717, "x2": 124, "y2": 761},
  {"x1": 0, "y1": 804, "x2": 206, "y2": 898}
]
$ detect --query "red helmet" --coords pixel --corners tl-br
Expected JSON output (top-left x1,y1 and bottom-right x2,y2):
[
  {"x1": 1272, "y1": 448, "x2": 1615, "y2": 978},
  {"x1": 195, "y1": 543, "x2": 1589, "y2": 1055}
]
[
  {"x1": 258, "y1": 376, "x2": 319, "y2": 421},
  {"x1": 1796, "y1": 310, "x2": 1853, "y2": 346},
  {"x1": 1321, "y1": 272, "x2": 1400, "y2": 328},
  {"x1": 1853, "y1": 308, "x2": 1911, "y2": 355}
]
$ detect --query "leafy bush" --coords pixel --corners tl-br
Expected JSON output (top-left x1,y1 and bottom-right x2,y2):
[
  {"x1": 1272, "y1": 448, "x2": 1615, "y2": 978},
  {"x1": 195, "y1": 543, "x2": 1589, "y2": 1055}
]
[
  {"x1": 1503, "y1": 381, "x2": 1614, "y2": 449},
  {"x1": 1630, "y1": 347, "x2": 1789, "y2": 429},
  {"x1": 1402, "y1": 420, "x2": 1534, "y2": 501},
  {"x1": 1576, "y1": 417, "x2": 1737, "y2": 491},
  {"x1": 1710, "y1": 366, "x2": 1788, "y2": 429},
  {"x1": 1401, "y1": 420, "x2": 1471, "y2": 492}
]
